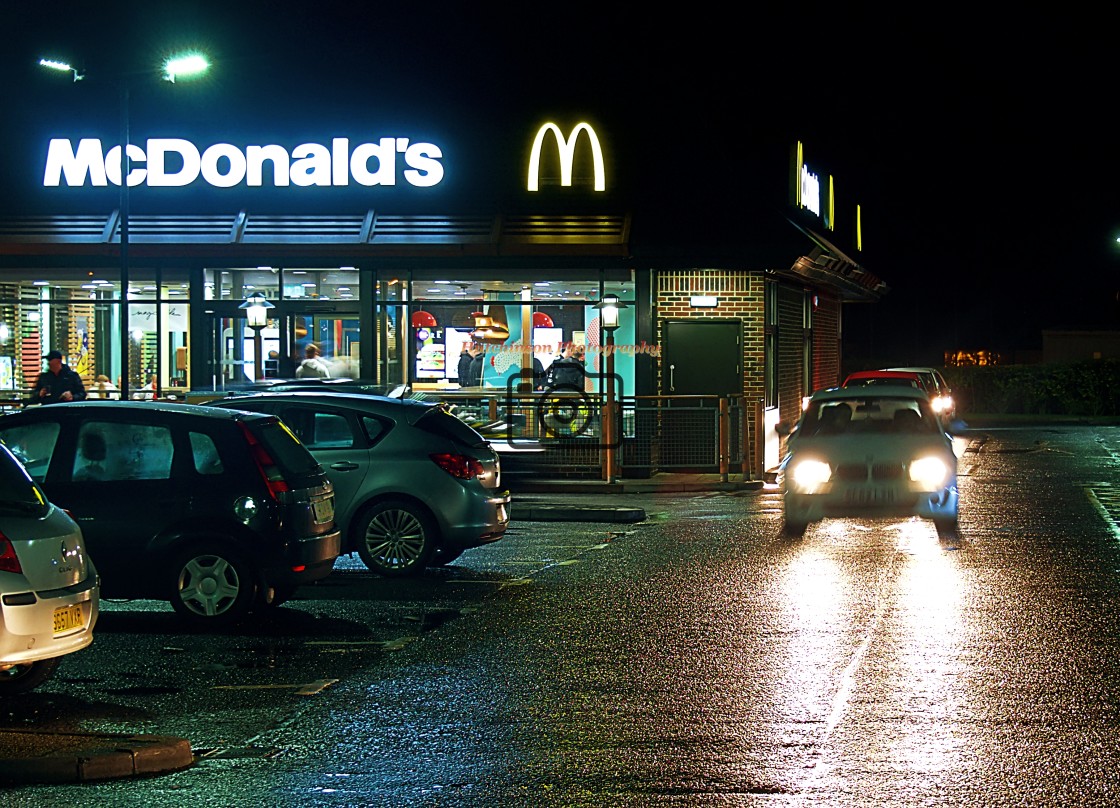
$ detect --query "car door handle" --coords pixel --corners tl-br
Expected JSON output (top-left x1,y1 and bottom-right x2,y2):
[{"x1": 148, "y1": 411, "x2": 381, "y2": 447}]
[{"x1": 329, "y1": 462, "x2": 360, "y2": 471}]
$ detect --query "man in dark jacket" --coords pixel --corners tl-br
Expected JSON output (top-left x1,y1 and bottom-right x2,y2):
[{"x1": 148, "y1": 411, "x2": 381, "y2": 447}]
[
  {"x1": 32, "y1": 350, "x2": 87, "y2": 404},
  {"x1": 546, "y1": 344, "x2": 586, "y2": 389}
]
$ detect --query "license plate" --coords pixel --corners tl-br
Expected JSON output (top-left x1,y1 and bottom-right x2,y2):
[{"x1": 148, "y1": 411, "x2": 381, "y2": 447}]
[
  {"x1": 313, "y1": 497, "x2": 334, "y2": 524},
  {"x1": 844, "y1": 487, "x2": 895, "y2": 505},
  {"x1": 53, "y1": 604, "x2": 84, "y2": 635}
]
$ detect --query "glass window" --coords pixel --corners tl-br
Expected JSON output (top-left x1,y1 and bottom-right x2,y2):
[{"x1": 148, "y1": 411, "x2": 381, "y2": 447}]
[
  {"x1": 189, "y1": 431, "x2": 224, "y2": 475},
  {"x1": 360, "y1": 416, "x2": 388, "y2": 445},
  {"x1": 294, "y1": 411, "x2": 354, "y2": 449},
  {"x1": 203, "y1": 267, "x2": 280, "y2": 302},
  {"x1": 0, "y1": 422, "x2": 60, "y2": 482},
  {"x1": 75, "y1": 421, "x2": 173, "y2": 481},
  {"x1": 0, "y1": 444, "x2": 46, "y2": 515},
  {"x1": 283, "y1": 268, "x2": 359, "y2": 301}
]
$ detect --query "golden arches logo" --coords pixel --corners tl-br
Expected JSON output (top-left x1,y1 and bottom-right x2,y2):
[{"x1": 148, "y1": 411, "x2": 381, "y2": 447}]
[{"x1": 527, "y1": 122, "x2": 605, "y2": 192}]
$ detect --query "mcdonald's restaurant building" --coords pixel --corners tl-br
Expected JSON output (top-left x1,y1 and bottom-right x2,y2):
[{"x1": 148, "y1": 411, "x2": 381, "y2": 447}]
[{"x1": 0, "y1": 106, "x2": 886, "y2": 477}]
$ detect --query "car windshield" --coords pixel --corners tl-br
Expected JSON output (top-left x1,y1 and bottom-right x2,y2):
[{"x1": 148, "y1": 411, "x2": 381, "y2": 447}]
[
  {"x1": 0, "y1": 444, "x2": 48, "y2": 515},
  {"x1": 804, "y1": 397, "x2": 936, "y2": 436},
  {"x1": 414, "y1": 405, "x2": 488, "y2": 448},
  {"x1": 246, "y1": 419, "x2": 324, "y2": 481}
]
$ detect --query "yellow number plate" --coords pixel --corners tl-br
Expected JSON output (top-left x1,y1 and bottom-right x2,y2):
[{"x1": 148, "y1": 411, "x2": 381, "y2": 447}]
[{"x1": 53, "y1": 604, "x2": 84, "y2": 635}]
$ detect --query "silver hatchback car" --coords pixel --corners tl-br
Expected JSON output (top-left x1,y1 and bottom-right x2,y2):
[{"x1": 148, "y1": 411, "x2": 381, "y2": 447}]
[
  {"x1": 209, "y1": 392, "x2": 511, "y2": 576},
  {"x1": 0, "y1": 441, "x2": 99, "y2": 695}
]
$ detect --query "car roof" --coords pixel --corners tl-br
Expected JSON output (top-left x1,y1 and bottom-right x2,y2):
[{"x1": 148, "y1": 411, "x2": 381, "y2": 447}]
[
  {"x1": 211, "y1": 390, "x2": 440, "y2": 419},
  {"x1": 2, "y1": 400, "x2": 273, "y2": 422},
  {"x1": 883, "y1": 366, "x2": 945, "y2": 379},
  {"x1": 843, "y1": 369, "x2": 922, "y2": 381},
  {"x1": 810, "y1": 385, "x2": 930, "y2": 402}
]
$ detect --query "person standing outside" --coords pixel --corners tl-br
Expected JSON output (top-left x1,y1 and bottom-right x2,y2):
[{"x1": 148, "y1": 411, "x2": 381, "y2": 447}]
[
  {"x1": 32, "y1": 350, "x2": 87, "y2": 405},
  {"x1": 295, "y1": 343, "x2": 331, "y2": 379}
]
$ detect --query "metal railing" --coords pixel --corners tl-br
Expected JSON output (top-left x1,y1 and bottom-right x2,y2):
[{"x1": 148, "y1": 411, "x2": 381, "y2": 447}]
[
  {"x1": 432, "y1": 391, "x2": 757, "y2": 481},
  {"x1": 0, "y1": 384, "x2": 761, "y2": 480}
]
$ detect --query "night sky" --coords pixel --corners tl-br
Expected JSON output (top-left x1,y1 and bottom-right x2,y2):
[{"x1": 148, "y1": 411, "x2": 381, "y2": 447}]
[{"x1": 3, "y1": 4, "x2": 1117, "y2": 366}]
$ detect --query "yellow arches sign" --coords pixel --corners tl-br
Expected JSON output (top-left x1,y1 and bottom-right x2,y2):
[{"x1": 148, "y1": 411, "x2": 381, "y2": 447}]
[{"x1": 527, "y1": 122, "x2": 605, "y2": 192}]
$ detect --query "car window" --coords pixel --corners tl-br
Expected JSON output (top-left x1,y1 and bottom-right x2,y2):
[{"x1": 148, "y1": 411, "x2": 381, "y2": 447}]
[
  {"x1": 0, "y1": 443, "x2": 47, "y2": 516},
  {"x1": 247, "y1": 419, "x2": 322, "y2": 477},
  {"x1": 74, "y1": 421, "x2": 173, "y2": 481},
  {"x1": 0, "y1": 421, "x2": 61, "y2": 482},
  {"x1": 360, "y1": 416, "x2": 388, "y2": 444},
  {"x1": 278, "y1": 408, "x2": 355, "y2": 449},
  {"x1": 414, "y1": 406, "x2": 487, "y2": 447},
  {"x1": 807, "y1": 398, "x2": 935, "y2": 435},
  {"x1": 189, "y1": 431, "x2": 224, "y2": 475}
]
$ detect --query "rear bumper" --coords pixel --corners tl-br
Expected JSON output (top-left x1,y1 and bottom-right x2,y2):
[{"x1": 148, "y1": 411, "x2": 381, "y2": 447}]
[
  {"x1": 266, "y1": 528, "x2": 341, "y2": 585},
  {"x1": 0, "y1": 573, "x2": 99, "y2": 665},
  {"x1": 440, "y1": 490, "x2": 511, "y2": 550}
]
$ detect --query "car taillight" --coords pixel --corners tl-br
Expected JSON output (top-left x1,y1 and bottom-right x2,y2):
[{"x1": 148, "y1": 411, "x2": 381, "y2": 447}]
[
  {"x1": 239, "y1": 422, "x2": 290, "y2": 499},
  {"x1": 430, "y1": 453, "x2": 484, "y2": 480},
  {"x1": 0, "y1": 533, "x2": 21, "y2": 574}
]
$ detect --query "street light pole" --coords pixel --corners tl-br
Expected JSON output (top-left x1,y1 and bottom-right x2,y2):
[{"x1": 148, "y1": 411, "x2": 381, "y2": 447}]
[
  {"x1": 594, "y1": 293, "x2": 626, "y2": 483},
  {"x1": 39, "y1": 53, "x2": 209, "y2": 401},
  {"x1": 119, "y1": 81, "x2": 131, "y2": 399}
]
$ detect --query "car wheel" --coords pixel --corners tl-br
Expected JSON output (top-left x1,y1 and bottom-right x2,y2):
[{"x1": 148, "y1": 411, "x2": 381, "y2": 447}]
[
  {"x1": 356, "y1": 500, "x2": 437, "y2": 577},
  {"x1": 933, "y1": 517, "x2": 959, "y2": 539},
  {"x1": 782, "y1": 518, "x2": 808, "y2": 538},
  {"x1": 168, "y1": 543, "x2": 257, "y2": 624},
  {"x1": 0, "y1": 656, "x2": 61, "y2": 695}
]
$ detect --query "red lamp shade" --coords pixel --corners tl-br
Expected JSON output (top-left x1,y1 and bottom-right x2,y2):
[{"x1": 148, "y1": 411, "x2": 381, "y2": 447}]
[
  {"x1": 532, "y1": 312, "x2": 554, "y2": 328},
  {"x1": 411, "y1": 310, "x2": 437, "y2": 329}
]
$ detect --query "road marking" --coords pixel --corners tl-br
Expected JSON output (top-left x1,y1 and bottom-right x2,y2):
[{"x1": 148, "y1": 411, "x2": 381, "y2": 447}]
[
  {"x1": 1085, "y1": 486, "x2": 1120, "y2": 540},
  {"x1": 213, "y1": 678, "x2": 339, "y2": 695}
]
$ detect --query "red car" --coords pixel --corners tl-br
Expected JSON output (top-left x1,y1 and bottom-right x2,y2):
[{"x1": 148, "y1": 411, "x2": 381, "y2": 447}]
[{"x1": 841, "y1": 369, "x2": 926, "y2": 392}]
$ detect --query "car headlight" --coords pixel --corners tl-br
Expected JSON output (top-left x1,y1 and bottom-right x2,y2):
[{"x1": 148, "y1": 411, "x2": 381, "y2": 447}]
[
  {"x1": 909, "y1": 456, "x2": 950, "y2": 489},
  {"x1": 790, "y1": 459, "x2": 831, "y2": 491}
]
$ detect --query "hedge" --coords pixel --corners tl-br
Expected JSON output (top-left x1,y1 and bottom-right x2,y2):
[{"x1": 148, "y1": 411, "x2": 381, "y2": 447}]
[{"x1": 941, "y1": 360, "x2": 1120, "y2": 416}]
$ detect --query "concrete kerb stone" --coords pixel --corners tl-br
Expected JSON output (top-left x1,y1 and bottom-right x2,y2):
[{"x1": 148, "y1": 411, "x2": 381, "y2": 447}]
[
  {"x1": 0, "y1": 730, "x2": 194, "y2": 784},
  {"x1": 515, "y1": 504, "x2": 647, "y2": 523}
]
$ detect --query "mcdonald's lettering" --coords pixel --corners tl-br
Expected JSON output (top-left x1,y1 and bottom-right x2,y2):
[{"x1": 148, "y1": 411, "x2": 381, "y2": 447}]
[{"x1": 526, "y1": 122, "x2": 605, "y2": 192}]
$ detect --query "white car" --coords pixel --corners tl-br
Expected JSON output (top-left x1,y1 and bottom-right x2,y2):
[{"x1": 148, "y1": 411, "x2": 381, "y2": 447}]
[
  {"x1": 0, "y1": 441, "x2": 99, "y2": 695},
  {"x1": 779, "y1": 385, "x2": 959, "y2": 538}
]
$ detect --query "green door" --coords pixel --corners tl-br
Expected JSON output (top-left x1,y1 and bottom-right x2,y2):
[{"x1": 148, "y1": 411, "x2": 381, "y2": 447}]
[{"x1": 663, "y1": 320, "x2": 741, "y2": 396}]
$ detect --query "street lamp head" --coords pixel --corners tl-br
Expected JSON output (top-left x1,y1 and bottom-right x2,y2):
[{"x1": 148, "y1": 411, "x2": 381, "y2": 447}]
[
  {"x1": 240, "y1": 292, "x2": 275, "y2": 329},
  {"x1": 593, "y1": 293, "x2": 627, "y2": 331},
  {"x1": 38, "y1": 58, "x2": 83, "y2": 82},
  {"x1": 163, "y1": 53, "x2": 210, "y2": 83}
]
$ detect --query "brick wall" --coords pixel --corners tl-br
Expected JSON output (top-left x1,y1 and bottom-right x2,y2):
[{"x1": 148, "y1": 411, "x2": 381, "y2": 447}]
[{"x1": 654, "y1": 269, "x2": 765, "y2": 470}]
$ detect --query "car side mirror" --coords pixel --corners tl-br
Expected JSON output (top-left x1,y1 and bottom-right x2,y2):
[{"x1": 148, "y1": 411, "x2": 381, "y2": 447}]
[{"x1": 775, "y1": 421, "x2": 792, "y2": 437}]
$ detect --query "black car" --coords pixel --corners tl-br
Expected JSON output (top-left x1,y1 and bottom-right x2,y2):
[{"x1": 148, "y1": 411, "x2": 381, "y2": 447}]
[{"x1": 0, "y1": 401, "x2": 341, "y2": 625}]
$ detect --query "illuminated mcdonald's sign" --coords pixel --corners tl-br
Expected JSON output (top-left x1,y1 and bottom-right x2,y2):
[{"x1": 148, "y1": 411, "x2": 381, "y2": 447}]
[{"x1": 527, "y1": 122, "x2": 605, "y2": 192}]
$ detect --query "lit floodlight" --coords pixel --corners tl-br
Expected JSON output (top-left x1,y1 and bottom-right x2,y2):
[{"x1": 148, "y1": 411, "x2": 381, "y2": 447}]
[
  {"x1": 38, "y1": 58, "x2": 83, "y2": 81},
  {"x1": 163, "y1": 53, "x2": 210, "y2": 83}
]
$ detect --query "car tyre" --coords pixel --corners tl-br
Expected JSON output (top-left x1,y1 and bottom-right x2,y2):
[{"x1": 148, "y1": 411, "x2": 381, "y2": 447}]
[
  {"x1": 0, "y1": 656, "x2": 61, "y2": 695},
  {"x1": 356, "y1": 500, "x2": 437, "y2": 577},
  {"x1": 782, "y1": 518, "x2": 808, "y2": 538},
  {"x1": 168, "y1": 542, "x2": 257, "y2": 625},
  {"x1": 933, "y1": 517, "x2": 959, "y2": 539}
]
